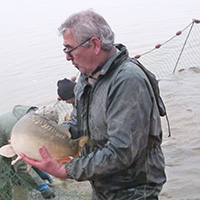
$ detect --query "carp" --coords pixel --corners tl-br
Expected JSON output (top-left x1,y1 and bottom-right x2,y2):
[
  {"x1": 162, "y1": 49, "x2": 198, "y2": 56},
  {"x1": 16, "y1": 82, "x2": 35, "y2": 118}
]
[{"x1": 0, "y1": 113, "x2": 88, "y2": 165}]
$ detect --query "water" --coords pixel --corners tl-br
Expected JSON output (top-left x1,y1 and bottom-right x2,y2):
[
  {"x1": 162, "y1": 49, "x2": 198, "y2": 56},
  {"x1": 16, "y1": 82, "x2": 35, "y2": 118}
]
[{"x1": 0, "y1": 0, "x2": 199, "y2": 112}]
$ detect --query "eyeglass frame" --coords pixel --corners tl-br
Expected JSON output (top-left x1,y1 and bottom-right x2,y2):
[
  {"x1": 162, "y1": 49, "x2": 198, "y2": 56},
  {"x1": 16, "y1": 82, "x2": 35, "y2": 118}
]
[{"x1": 63, "y1": 37, "x2": 92, "y2": 57}]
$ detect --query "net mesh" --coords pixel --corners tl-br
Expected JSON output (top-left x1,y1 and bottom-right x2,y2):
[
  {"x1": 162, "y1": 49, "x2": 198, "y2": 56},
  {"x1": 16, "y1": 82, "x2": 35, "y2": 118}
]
[
  {"x1": 135, "y1": 19, "x2": 200, "y2": 79},
  {"x1": 0, "y1": 19, "x2": 199, "y2": 200},
  {"x1": 54, "y1": 101, "x2": 73, "y2": 124},
  {"x1": 0, "y1": 158, "x2": 43, "y2": 200}
]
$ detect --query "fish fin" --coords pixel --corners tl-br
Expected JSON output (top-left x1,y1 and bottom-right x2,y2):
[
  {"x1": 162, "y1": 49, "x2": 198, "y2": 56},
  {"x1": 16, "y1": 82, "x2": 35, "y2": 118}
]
[
  {"x1": 67, "y1": 130, "x2": 71, "y2": 138},
  {"x1": 64, "y1": 113, "x2": 70, "y2": 121},
  {"x1": 11, "y1": 155, "x2": 22, "y2": 165},
  {"x1": 78, "y1": 136, "x2": 89, "y2": 147},
  {"x1": 69, "y1": 156, "x2": 73, "y2": 160},
  {"x1": 27, "y1": 164, "x2": 32, "y2": 171},
  {"x1": 72, "y1": 147, "x2": 82, "y2": 158},
  {"x1": 0, "y1": 144, "x2": 16, "y2": 158},
  {"x1": 67, "y1": 132, "x2": 71, "y2": 139},
  {"x1": 58, "y1": 156, "x2": 72, "y2": 163},
  {"x1": 71, "y1": 136, "x2": 89, "y2": 158}
]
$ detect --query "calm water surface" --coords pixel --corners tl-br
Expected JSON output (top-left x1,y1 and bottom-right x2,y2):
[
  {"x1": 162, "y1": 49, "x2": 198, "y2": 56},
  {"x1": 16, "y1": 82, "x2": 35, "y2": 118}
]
[{"x1": 0, "y1": 0, "x2": 199, "y2": 112}]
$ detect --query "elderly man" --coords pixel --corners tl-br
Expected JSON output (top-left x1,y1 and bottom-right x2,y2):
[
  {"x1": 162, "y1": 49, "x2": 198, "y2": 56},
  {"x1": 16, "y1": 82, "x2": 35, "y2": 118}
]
[{"x1": 21, "y1": 10, "x2": 166, "y2": 199}]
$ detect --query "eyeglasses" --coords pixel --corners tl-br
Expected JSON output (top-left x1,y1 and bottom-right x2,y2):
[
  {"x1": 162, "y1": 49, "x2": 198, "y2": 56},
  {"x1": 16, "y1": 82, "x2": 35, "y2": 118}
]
[{"x1": 63, "y1": 37, "x2": 92, "y2": 57}]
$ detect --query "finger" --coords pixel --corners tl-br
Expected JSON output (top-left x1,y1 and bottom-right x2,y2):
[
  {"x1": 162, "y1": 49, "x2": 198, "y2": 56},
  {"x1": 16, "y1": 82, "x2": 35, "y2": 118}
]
[
  {"x1": 20, "y1": 153, "x2": 39, "y2": 166},
  {"x1": 20, "y1": 153, "x2": 29, "y2": 161},
  {"x1": 57, "y1": 96, "x2": 61, "y2": 101},
  {"x1": 71, "y1": 76, "x2": 76, "y2": 81},
  {"x1": 39, "y1": 146, "x2": 51, "y2": 160}
]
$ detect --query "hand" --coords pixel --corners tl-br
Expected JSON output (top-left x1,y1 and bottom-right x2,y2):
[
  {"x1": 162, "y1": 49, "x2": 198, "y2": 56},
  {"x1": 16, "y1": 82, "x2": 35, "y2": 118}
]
[
  {"x1": 57, "y1": 95, "x2": 62, "y2": 101},
  {"x1": 37, "y1": 171, "x2": 53, "y2": 184},
  {"x1": 38, "y1": 182, "x2": 55, "y2": 199},
  {"x1": 71, "y1": 76, "x2": 76, "y2": 81},
  {"x1": 20, "y1": 146, "x2": 67, "y2": 179}
]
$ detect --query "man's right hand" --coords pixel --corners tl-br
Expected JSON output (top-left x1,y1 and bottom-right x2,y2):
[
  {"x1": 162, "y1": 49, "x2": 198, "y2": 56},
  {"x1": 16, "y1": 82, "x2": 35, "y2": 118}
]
[{"x1": 20, "y1": 146, "x2": 68, "y2": 179}]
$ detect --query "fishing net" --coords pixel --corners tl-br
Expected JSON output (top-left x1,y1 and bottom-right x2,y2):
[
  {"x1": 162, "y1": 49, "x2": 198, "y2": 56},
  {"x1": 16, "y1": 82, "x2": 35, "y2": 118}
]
[
  {"x1": 0, "y1": 158, "x2": 43, "y2": 200},
  {"x1": 0, "y1": 18, "x2": 199, "y2": 200},
  {"x1": 135, "y1": 19, "x2": 200, "y2": 79},
  {"x1": 0, "y1": 157, "x2": 91, "y2": 200},
  {"x1": 54, "y1": 100, "x2": 74, "y2": 124}
]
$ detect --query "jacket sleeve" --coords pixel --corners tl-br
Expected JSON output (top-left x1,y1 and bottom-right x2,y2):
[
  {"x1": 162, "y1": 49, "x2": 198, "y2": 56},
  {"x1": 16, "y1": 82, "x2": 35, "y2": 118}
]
[{"x1": 65, "y1": 65, "x2": 156, "y2": 180}]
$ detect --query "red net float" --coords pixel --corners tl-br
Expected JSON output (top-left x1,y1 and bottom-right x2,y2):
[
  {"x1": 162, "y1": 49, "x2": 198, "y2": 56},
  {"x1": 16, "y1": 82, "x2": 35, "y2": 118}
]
[
  {"x1": 194, "y1": 19, "x2": 200, "y2": 23},
  {"x1": 134, "y1": 54, "x2": 141, "y2": 59},
  {"x1": 155, "y1": 44, "x2": 161, "y2": 48},
  {"x1": 176, "y1": 30, "x2": 182, "y2": 35}
]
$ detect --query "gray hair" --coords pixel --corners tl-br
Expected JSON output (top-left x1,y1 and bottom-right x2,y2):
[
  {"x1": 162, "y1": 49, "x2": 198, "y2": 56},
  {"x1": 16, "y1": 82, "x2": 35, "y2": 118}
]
[{"x1": 58, "y1": 10, "x2": 115, "y2": 51}]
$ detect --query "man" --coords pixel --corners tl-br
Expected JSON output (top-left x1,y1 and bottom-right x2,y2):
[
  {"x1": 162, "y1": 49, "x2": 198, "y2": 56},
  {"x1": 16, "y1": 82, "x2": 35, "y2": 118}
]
[
  {"x1": 56, "y1": 77, "x2": 77, "y2": 123},
  {"x1": 0, "y1": 105, "x2": 55, "y2": 199},
  {"x1": 21, "y1": 10, "x2": 166, "y2": 199},
  {"x1": 57, "y1": 78, "x2": 76, "y2": 104}
]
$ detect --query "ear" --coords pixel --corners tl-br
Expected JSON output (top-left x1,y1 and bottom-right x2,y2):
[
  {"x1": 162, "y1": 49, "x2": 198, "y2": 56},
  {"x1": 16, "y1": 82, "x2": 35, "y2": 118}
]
[{"x1": 91, "y1": 37, "x2": 101, "y2": 55}]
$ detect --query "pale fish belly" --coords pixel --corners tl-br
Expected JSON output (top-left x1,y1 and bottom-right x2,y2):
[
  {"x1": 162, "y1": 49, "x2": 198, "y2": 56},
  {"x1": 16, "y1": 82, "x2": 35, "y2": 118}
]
[{"x1": 10, "y1": 113, "x2": 84, "y2": 162}]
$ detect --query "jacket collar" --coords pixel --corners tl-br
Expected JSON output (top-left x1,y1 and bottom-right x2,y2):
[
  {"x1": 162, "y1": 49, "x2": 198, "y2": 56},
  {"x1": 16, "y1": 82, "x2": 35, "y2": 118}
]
[
  {"x1": 74, "y1": 44, "x2": 129, "y2": 100},
  {"x1": 98, "y1": 43, "x2": 129, "y2": 76}
]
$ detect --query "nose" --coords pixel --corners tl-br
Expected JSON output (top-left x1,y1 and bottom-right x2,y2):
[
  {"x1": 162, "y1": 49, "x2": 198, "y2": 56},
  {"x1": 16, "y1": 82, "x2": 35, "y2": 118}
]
[{"x1": 66, "y1": 54, "x2": 72, "y2": 61}]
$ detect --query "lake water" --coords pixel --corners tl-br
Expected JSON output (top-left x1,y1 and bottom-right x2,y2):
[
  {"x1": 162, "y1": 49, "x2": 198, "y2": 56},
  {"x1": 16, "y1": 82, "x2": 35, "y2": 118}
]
[{"x1": 0, "y1": 0, "x2": 199, "y2": 112}]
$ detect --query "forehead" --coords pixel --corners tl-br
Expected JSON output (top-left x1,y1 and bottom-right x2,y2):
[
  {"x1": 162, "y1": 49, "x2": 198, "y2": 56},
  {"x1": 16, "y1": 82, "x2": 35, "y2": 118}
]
[{"x1": 63, "y1": 29, "x2": 77, "y2": 46}]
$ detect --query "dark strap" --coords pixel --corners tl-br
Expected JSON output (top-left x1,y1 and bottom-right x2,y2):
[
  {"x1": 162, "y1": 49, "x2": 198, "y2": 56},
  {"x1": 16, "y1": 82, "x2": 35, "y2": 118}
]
[{"x1": 131, "y1": 58, "x2": 171, "y2": 136}]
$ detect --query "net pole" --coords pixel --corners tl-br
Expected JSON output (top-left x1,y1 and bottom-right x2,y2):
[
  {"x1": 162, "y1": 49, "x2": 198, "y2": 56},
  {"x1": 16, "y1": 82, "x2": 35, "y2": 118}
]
[{"x1": 173, "y1": 20, "x2": 195, "y2": 73}]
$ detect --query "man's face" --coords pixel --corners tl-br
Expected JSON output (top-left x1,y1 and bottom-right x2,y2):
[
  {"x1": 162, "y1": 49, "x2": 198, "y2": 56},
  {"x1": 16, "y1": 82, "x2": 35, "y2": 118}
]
[{"x1": 62, "y1": 29, "x2": 97, "y2": 75}]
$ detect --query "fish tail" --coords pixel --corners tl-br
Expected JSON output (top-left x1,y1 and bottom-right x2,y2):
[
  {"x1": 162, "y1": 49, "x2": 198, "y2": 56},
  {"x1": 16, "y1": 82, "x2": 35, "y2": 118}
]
[
  {"x1": 78, "y1": 136, "x2": 89, "y2": 147},
  {"x1": 58, "y1": 156, "x2": 72, "y2": 163}
]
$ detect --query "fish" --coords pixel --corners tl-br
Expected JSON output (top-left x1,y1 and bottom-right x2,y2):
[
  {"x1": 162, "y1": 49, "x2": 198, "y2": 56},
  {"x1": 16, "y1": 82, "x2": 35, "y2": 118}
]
[{"x1": 0, "y1": 113, "x2": 88, "y2": 165}]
